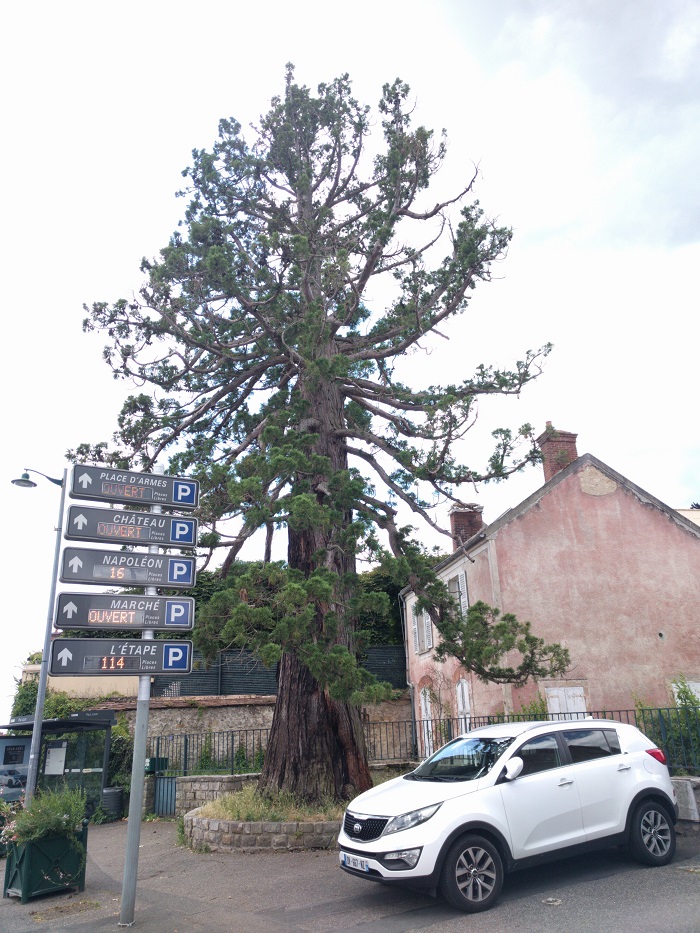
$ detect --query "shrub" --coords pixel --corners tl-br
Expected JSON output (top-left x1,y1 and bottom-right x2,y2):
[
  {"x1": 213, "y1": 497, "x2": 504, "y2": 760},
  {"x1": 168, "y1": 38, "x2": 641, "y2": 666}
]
[{"x1": 0, "y1": 786, "x2": 86, "y2": 846}]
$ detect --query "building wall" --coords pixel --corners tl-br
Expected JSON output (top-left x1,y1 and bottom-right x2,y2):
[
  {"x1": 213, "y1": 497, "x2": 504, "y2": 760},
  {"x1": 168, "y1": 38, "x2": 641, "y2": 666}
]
[
  {"x1": 406, "y1": 461, "x2": 700, "y2": 722},
  {"x1": 486, "y1": 464, "x2": 700, "y2": 711},
  {"x1": 22, "y1": 664, "x2": 140, "y2": 697},
  {"x1": 98, "y1": 693, "x2": 411, "y2": 740}
]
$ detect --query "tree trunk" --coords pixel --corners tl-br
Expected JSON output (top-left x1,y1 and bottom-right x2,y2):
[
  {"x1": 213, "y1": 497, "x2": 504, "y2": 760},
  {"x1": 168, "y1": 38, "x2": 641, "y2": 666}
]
[
  {"x1": 258, "y1": 653, "x2": 371, "y2": 801},
  {"x1": 257, "y1": 361, "x2": 373, "y2": 801}
]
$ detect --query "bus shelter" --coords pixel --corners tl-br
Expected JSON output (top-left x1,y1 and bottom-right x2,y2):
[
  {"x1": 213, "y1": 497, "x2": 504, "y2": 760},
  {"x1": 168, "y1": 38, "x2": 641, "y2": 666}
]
[{"x1": 0, "y1": 709, "x2": 116, "y2": 811}]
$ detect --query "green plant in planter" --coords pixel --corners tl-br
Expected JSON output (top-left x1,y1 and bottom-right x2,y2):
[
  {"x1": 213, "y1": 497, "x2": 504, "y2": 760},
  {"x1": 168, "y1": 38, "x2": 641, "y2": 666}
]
[
  {"x1": 2, "y1": 786, "x2": 89, "y2": 904},
  {"x1": 0, "y1": 799, "x2": 23, "y2": 857}
]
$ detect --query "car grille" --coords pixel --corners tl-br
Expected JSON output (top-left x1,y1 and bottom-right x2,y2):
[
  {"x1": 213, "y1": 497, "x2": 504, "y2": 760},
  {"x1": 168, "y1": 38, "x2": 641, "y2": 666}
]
[{"x1": 344, "y1": 811, "x2": 389, "y2": 842}]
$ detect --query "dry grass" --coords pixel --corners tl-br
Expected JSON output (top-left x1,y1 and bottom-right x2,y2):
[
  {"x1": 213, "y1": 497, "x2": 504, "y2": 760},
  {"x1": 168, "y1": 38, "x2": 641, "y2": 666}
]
[
  {"x1": 197, "y1": 783, "x2": 345, "y2": 822},
  {"x1": 197, "y1": 767, "x2": 408, "y2": 823}
]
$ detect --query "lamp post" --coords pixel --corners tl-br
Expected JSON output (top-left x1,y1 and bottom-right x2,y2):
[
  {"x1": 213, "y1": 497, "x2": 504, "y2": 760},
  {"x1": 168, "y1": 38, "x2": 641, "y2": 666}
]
[{"x1": 11, "y1": 467, "x2": 68, "y2": 802}]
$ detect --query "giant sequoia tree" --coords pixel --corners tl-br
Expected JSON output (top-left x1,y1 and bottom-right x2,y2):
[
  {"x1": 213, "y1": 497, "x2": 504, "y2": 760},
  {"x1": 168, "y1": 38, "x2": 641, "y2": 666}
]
[{"x1": 79, "y1": 68, "x2": 555, "y2": 801}]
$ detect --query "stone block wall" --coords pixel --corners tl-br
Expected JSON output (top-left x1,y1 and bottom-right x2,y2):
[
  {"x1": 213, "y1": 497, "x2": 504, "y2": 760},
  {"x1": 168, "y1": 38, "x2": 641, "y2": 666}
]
[
  {"x1": 184, "y1": 808, "x2": 340, "y2": 852},
  {"x1": 100, "y1": 692, "x2": 411, "y2": 745},
  {"x1": 176, "y1": 773, "x2": 259, "y2": 816},
  {"x1": 673, "y1": 777, "x2": 700, "y2": 834},
  {"x1": 142, "y1": 775, "x2": 155, "y2": 817}
]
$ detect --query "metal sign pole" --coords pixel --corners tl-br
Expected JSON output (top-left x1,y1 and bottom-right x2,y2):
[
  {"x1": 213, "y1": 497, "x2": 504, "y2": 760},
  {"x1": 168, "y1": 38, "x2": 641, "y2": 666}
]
[
  {"x1": 119, "y1": 467, "x2": 163, "y2": 927},
  {"x1": 25, "y1": 468, "x2": 68, "y2": 803}
]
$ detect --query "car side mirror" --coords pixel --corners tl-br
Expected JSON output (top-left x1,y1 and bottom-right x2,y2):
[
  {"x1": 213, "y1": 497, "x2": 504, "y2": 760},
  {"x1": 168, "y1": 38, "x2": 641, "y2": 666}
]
[{"x1": 503, "y1": 756, "x2": 524, "y2": 781}]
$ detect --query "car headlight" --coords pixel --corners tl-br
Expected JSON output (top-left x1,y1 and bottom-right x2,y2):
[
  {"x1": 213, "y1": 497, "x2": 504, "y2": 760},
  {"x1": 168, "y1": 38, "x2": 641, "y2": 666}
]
[{"x1": 384, "y1": 803, "x2": 441, "y2": 836}]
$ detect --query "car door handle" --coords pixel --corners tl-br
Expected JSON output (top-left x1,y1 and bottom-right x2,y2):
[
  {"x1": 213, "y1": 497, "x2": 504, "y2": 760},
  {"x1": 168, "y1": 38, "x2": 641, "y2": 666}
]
[
  {"x1": 557, "y1": 777, "x2": 574, "y2": 786},
  {"x1": 617, "y1": 763, "x2": 632, "y2": 771}
]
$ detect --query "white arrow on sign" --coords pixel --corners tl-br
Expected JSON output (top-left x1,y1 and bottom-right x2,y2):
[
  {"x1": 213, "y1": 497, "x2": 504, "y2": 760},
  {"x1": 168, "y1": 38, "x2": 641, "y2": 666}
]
[
  {"x1": 62, "y1": 601, "x2": 78, "y2": 619},
  {"x1": 68, "y1": 556, "x2": 83, "y2": 573},
  {"x1": 73, "y1": 514, "x2": 88, "y2": 529},
  {"x1": 78, "y1": 473, "x2": 93, "y2": 488},
  {"x1": 57, "y1": 648, "x2": 73, "y2": 667}
]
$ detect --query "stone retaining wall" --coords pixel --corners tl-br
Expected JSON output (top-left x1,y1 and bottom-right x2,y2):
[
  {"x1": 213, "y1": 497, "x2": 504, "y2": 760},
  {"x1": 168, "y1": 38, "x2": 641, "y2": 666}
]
[
  {"x1": 184, "y1": 808, "x2": 340, "y2": 852},
  {"x1": 180, "y1": 774, "x2": 700, "y2": 852},
  {"x1": 176, "y1": 773, "x2": 259, "y2": 817},
  {"x1": 673, "y1": 777, "x2": 700, "y2": 834}
]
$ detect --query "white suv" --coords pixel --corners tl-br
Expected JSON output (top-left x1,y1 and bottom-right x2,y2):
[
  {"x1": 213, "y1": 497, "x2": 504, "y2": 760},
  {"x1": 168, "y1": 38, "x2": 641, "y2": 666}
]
[{"x1": 339, "y1": 719, "x2": 678, "y2": 913}]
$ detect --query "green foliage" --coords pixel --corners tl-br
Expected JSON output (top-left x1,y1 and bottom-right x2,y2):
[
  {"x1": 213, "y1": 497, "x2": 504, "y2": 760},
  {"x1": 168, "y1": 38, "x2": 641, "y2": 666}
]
[
  {"x1": 1, "y1": 786, "x2": 86, "y2": 846},
  {"x1": 673, "y1": 676, "x2": 700, "y2": 710},
  {"x1": 517, "y1": 692, "x2": 549, "y2": 719},
  {"x1": 433, "y1": 600, "x2": 571, "y2": 686},
  {"x1": 89, "y1": 804, "x2": 110, "y2": 825},
  {"x1": 197, "y1": 735, "x2": 215, "y2": 772},
  {"x1": 233, "y1": 743, "x2": 249, "y2": 773},
  {"x1": 10, "y1": 679, "x2": 38, "y2": 719},
  {"x1": 194, "y1": 560, "x2": 393, "y2": 703},
  {"x1": 635, "y1": 676, "x2": 700, "y2": 775},
  {"x1": 10, "y1": 679, "x2": 105, "y2": 721},
  {"x1": 75, "y1": 66, "x2": 553, "y2": 799},
  {"x1": 354, "y1": 566, "x2": 403, "y2": 645},
  {"x1": 108, "y1": 715, "x2": 134, "y2": 792}
]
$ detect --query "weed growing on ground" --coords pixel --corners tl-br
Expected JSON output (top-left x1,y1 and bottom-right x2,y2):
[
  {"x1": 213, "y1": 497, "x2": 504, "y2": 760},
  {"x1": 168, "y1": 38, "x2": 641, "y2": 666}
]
[{"x1": 197, "y1": 783, "x2": 344, "y2": 822}]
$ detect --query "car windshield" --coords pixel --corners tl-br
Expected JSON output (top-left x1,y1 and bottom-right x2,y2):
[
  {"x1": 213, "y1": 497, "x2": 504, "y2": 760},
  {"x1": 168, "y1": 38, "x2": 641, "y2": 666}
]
[{"x1": 411, "y1": 735, "x2": 516, "y2": 781}]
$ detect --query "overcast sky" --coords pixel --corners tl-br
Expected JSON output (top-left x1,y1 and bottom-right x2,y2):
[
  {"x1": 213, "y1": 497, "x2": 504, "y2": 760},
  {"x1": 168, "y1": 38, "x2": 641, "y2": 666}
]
[{"x1": 1, "y1": 1, "x2": 698, "y2": 724}]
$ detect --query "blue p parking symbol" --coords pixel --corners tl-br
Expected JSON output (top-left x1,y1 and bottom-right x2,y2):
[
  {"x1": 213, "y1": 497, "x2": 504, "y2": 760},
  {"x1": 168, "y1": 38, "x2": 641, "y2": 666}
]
[
  {"x1": 163, "y1": 643, "x2": 191, "y2": 671},
  {"x1": 165, "y1": 600, "x2": 193, "y2": 627},
  {"x1": 173, "y1": 481, "x2": 198, "y2": 507},
  {"x1": 169, "y1": 518, "x2": 196, "y2": 545},
  {"x1": 167, "y1": 558, "x2": 195, "y2": 586}
]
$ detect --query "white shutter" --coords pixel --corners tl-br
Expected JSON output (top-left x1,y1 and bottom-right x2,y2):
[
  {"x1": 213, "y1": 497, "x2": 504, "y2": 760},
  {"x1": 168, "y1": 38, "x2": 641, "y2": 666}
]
[
  {"x1": 458, "y1": 571, "x2": 468, "y2": 615},
  {"x1": 424, "y1": 611, "x2": 433, "y2": 650},
  {"x1": 545, "y1": 686, "x2": 587, "y2": 720},
  {"x1": 411, "y1": 605, "x2": 420, "y2": 653},
  {"x1": 456, "y1": 678, "x2": 470, "y2": 733},
  {"x1": 420, "y1": 688, "x2": 434, "y2": 757}
]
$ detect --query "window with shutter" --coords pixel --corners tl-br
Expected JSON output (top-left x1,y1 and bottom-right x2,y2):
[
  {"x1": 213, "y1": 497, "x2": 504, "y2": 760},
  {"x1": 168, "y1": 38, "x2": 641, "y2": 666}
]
[
  {"x1": 458, "y1": 571, "x2": 468, "y2": 615},
  {"x1": 424, "y1": 611, "x2": 433, "y2": 650},
  {"x1": 411, "y1": 605, "x2": 420, "y2": 653}
]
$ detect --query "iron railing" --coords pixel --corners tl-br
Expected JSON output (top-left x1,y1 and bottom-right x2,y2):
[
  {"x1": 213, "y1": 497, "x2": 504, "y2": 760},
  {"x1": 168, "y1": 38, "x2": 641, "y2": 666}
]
[{"x1": 145, "y1": 707, "x2": 700, "y2": 776}]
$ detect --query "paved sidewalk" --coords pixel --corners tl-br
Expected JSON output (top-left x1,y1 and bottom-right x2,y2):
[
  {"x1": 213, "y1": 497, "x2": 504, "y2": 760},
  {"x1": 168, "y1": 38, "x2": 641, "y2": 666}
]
[
  {"x1": 0, "y1": 819, "x2": 361, "y2": 933},
  {"x1": 3, "y1": 820, "x2": 700, "y2": 933}
]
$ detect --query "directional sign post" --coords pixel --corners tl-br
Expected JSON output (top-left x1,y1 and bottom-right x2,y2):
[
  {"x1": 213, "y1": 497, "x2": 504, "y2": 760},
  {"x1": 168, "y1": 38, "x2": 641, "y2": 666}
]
[
  {"x1": 65, "y1": 505, "x2": 198, "y2": 547},
  {"x1": 70, "y1": 465, "x2": 199, "y2": 510},
  {"x1": 60, "y1": 547, "x2": 196, "y2": 589},
  {"x1": 56, "y1": 594, "x2": 195, "y2": 631},
  {"x1": 49, "y1": 639, "x2": 193, "y2": 676}
]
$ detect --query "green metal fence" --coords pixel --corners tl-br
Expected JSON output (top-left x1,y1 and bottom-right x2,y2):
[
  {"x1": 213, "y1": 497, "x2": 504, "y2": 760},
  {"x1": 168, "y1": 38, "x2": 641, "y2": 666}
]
[{"x1": 145, "y1": 706, "x2": 700, "y2": 779}]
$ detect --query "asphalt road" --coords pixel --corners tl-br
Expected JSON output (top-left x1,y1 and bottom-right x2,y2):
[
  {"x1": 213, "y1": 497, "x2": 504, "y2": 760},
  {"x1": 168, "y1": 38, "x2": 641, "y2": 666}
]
[{"x1": 1, "y1": 820, "x2": 699, "y2": 932}]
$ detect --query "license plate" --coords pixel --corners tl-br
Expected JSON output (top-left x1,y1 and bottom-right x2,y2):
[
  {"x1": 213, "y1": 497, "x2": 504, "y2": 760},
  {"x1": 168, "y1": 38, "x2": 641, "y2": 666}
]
[{"x1": 341, "y1": 852, "x2": 370, "y2": 872}]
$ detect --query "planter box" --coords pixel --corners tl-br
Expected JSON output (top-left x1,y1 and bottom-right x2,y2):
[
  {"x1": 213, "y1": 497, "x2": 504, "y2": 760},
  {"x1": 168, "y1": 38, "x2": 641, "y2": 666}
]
[{"x1": 3, "y1": 822, "x2": 88, "y2": 904}]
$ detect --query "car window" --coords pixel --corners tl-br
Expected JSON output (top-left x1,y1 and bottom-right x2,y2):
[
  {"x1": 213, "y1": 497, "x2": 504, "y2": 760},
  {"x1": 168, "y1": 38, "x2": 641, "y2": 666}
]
[
  {"x1": 517, "y1": 734, "x2": 562, "y2": 776},
  {"x1": 412, "y1": 735, "x2": 515, "y2": 781},
  {"x1": 562, "y1": 728, "x2": 620, "y2": 763}
]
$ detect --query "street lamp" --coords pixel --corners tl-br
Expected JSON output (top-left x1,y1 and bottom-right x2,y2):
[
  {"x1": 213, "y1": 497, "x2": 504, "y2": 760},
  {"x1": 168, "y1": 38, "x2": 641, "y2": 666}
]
[{"x1": 11, "y1": 467, "x2": 68, "y2": 802}]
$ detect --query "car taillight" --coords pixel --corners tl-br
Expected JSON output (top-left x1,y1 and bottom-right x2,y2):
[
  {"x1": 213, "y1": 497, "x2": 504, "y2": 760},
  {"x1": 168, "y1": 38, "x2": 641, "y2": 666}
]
[{"x1": 646, "y1": 748, "x2": 667, "y2": 765}]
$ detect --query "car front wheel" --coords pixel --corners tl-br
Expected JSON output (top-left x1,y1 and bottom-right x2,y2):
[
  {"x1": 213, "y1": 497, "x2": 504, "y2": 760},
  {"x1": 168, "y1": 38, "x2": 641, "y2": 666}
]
[
  {"x1": 628, "y1": 800, "x2": 676, "y2": 866},
  {"x1": 439, "y1": 834, "x2": 504, "y2": 913}
]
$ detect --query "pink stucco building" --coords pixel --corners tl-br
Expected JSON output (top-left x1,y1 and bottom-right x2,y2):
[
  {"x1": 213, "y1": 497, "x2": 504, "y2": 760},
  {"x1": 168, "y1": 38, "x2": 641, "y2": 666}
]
[{"x1": 403, "y1": 425, "x2": 700, "y2": 741}]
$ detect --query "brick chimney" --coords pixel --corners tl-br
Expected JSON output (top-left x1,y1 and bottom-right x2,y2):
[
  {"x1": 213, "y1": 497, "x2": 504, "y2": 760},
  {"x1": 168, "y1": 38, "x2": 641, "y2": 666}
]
[
  {"x1": 536, "y1": 422, "x2": 579, "y2": 482},
  {"x1": 449, "y1": 503, "x2": 484, "y2": 551}
]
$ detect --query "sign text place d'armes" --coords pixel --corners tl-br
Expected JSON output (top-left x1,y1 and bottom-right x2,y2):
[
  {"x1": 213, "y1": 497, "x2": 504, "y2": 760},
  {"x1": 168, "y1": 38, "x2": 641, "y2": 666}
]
[{"x1": 69, "y1": 466, "x2": 199, "y2": 510}]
